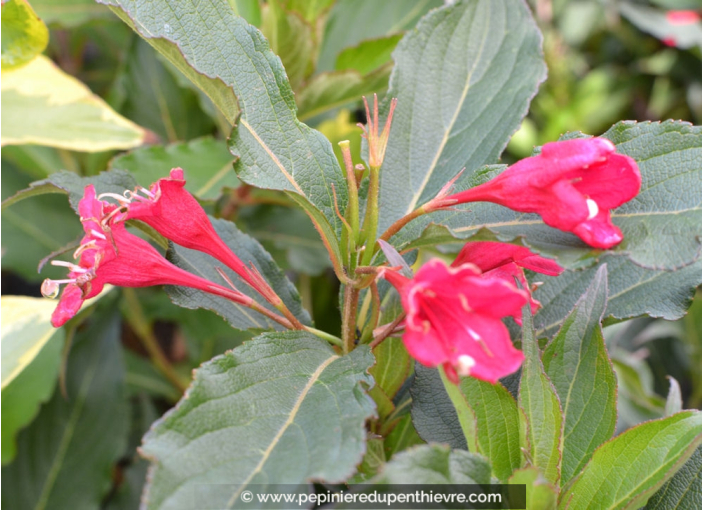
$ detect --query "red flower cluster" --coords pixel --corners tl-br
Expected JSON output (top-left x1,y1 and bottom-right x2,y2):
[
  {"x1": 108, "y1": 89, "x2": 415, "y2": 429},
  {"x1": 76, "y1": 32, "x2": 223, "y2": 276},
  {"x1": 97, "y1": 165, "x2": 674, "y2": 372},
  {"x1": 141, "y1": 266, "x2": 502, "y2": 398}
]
[
  {"x1": 382, "y1": 243, "x2": 562, "y2": 384},
  {"x1": 43, "y1": 186, "x2": 253, "y2": 327}
]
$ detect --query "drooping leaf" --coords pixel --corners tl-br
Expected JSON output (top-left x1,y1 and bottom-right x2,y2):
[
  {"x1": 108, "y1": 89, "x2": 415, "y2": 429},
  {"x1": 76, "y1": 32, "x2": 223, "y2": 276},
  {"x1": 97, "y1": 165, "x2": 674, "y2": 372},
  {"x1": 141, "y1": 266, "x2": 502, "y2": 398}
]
[
  {"x1": 377, "y1": 0, "x2": 546, "y2": 234},
  {"x1": 508, "y1": 467, "x2": 559, "y2": 510},
  {"x1": 1, "y1": 0, "x2": 49, "y2": 70},
  {"x1": 645, "y1": 446, "x2": 702, "y2": 510},
  {"x1": 518, "y1": 308, "x2": 563, "y2": 486},
  {"x1": 109, "y1": 137, "x2": 237, "y2": 201},
  {"x1": 140, "y1": 331, "x2": 376, "y2": 510},
  {"x1": 559, "y1": 411, "x2": 702, "y2": 509},
  {"x1": 101, "y1": 0, "x2": 348, "y2": 241},
  {"x1": 1, "y1": 307, "x2": 129, "y2": 510},
  {"x1": 165, "y1": 216, "x2": 310, "y2": 331},
  {"x1": 542, "y1": 265, "x2": 617, "y2": 486},
  {"x1": 1, "y1": 55, "x2": 147, "y2": 151}
]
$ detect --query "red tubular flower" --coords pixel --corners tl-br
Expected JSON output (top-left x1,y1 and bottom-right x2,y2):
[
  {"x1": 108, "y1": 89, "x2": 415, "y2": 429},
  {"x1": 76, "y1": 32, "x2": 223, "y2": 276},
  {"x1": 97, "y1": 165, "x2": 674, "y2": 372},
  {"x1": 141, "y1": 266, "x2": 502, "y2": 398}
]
[
  {"x1": 381, "y1": 259, "x2": 528, "y2": 384},
  {"x1": 43, "y1": 185, "x2": 253, "y2": 327},
  {"x1": 439, "y1": 138, "x2": 641, "y2": 249},
  {"x1": 452, "y1": 241, "x2": 563, "y2": 321},
  {"x1": 120, "y1": 168, "x2": 272, "y2": 298}
]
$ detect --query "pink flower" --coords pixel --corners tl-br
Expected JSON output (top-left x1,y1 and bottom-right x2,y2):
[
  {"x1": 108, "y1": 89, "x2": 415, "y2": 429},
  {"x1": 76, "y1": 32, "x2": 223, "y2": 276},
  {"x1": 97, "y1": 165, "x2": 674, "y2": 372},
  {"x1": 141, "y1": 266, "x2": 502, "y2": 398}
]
[
  {"x1": 119, "y1": 168, "x2": 270, "y2": 298},
  {"x1": 439, "y1": 138, "x2": 641, "y2": 249},
  {"x1": 381, "y1": 259, "x2": 528, "y2": 384},
  {"x1": 452, "y1": 241, "x2": 563, "y2": 321},
  {"x1": 666, "y1": 10, "x2": 701, "y2": 25},
  {"x1": 43, "y1": 185, "x2": 253, "y2": 327}
]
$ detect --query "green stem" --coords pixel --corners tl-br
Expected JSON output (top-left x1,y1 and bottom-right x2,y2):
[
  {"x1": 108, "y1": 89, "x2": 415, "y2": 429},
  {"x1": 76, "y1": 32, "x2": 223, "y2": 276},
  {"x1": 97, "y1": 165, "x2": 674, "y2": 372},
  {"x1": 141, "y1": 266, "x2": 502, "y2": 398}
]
[
  {"x1": 360, "y1": 165, "x2": 381, "y2": 266},
  {"x1": 361, "y1": 281, "x2": 381, "y2": 343},
  {"x1": 123, "y1": 288, "x2": 189, "y2": 392},
  {"x1": 304, "y1": 326, "x2": 343, "y2": 347},
  {"x1": 339, "y1": 141, "x2": 360, "y2": 255},
  {"x1": 342, "y1": 285, "x2": 360, "y2": 354}
]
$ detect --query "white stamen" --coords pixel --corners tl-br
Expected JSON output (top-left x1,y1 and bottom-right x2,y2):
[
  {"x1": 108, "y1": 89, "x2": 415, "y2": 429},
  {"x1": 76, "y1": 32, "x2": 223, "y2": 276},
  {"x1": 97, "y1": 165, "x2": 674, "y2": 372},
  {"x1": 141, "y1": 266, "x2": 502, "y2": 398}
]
[
  {"x1": 41, "y1": 278, "x2": 76, "y2": 298},
  {"x1": 90, "y1": 229, "x2": 107, "y2": 240},
  {"x1": 98, "y1": 192, "x2": 131, "y2": 204},
  {"x1": 74, "y1": 240, "x2": 97, "y2": 258},
  {"x1": 456, "y1": 355, "x2": 476, "y2": 376},
  {"x1": 139, "y1": 187, "x2": 155, "y2": 198},
  {"x1": 586, "y1": 198, "x2": 599, "y2": 220},
  {"x1": 51, "y1": 260, "x2": 88, "y2": 273}
]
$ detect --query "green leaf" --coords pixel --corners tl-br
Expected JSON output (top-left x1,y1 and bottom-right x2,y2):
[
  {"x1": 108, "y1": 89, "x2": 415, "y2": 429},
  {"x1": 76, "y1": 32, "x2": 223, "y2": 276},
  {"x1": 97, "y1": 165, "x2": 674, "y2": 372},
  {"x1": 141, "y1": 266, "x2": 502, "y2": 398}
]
[
  {"x1": 370, "y1": 337, "x2": 411, "y2": 400},
  {"x1": 532, "y1": 254, "x2": 702, "y2": 340},
  {"x1": 115, "y1": 38, "x2": 216, "y2": 143},
  {"x1": 335, "y1": 34, "x2": 404, "y2": 75},
  {"x1": 509, "y1": 467, "x2": 559, "y2": 510},
  {"x1": 317, "y1": 0, "x2": 442, "y2": 72},
  {"x1": 384, "y1": 414, "x2": 424, "y2": 459},
  {"x1": 559, "y1": 411, "x2": 702, "y2": 510},
  {"x1": 32, "y1": 0, "x2": 114, "y2": 27},
  {"x1": 296, "y1": 65, "x2": 392, "y2": 122},
  {"x1": 645, "y1": 446, "x2": 702, "y2": 510},
  {"x1": 109, "y1": 137, "x2": 237, "y2": 201},
  {"x1": 286, "y1": 0, "x2": 334, "y2": 24},
  {"x1": 1, "y1": 296, "x2": 63, "y2": 389},
  {"x1": 445, "y1": 371, "x2": 522, "y2": 481},
  {"x1": 2, "y1": 168, "x2": 138, "y2": 211},
  {"x1": 1, "y1": 318, "x2": 63, "y2": 465},
  {"x1": 665, "y1": 376, "x2": 684, "y2": 417},
  {"x1": 261, "y1": 0, "x2": 315, "y2": 91},
  {"x1": 101, "y1": 0, "x2": 348, "y2": 239},
  {"x1": 237, "y1": 205, "x2": 331, "y2": 276},
  {"x1": 410, "y1": 363, "x2": 467, "y2": 450},
  {"x1": 1, "y1": 55, "x2": 147, "y2": 151},
  {"x1": 611, "y1": 352, "x2": 667, "y2": 433},
  {"x1": 391, "y1": 121, "x2": 702, "y2": 273},
  {"x1": 542, "y1": 265, "x2": 618, "y2": 486},
  {"x1": 518, "y1": 307, "x2": 563, "y2": 486},
  {"x1": 1, "y1": 163, "x2": 82, "y2": 281},
  {"x1": 165, "y1": 216, "x2": 310, "y2": 331},
  {"x1": 1, "y1": 0, "x2": 49, "y2": 70},
  {"x1": 372, "y1": 444, "x2": 492, "y2": 484},
  {"x1": 1, "y1": 308, "x2": 129, "y2": 510},
  {"x1": 140, "y1": 331, "x2": 376, "y2": 510},
  {"x1": 377, "y1": 0, "x2": 546, "y2": 234}
]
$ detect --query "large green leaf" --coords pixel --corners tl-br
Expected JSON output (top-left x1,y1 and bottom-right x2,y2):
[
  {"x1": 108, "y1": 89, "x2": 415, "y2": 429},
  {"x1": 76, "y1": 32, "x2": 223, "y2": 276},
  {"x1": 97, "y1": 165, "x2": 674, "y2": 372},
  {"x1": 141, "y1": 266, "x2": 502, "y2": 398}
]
[
  {"x1": 559, "y1": 411, "x2": 702, "y2": 510},
  {"x1": 1, "y1": 55, "x2": 147, "y2": 151},
  {"x1": 532, "y1": 254, "x2": 702, "y2": 340},
  {"x1": 369, "y1": 444, "x2": 491, "y2": 484},
  {"x1": 109, "y1": 137, "x2": 237, "y2": 201},
  {"x1": 542, "y1": 265, "x2": 618, "y2": 486},
  {"x1": 518, "y1": 308, "x2": 563, "y2": 486},
  {"x1": 335, "y1": 34, "x2": 404, "y2": 75},
  {"x1": 1, "y1": 308, "x2": 129, "y2": 510},
  {"x1": 1, "y1": 0, "x2": 49, "y2": 70},
  {"x1": 1, "y1": 300, "x2": 64, "y2": 465},
  {"x1": 391, "y1": 121, "x2": 702, "y2": 272},
  {"x1": 645, "y1": 446, "x2": 702, "y2": 510},
  {"x1": 165, "y1": 216, "x2": 310, "y2": 331},
  {"x1": 377, "y1": 0, "x2": 546, "y2": 234},
  {"x1": 101, "y1": 0, "x2": 348, "y2": 239},
  {"x1": 140, "y1": 331, "x2": 376, "y2": 510}
]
